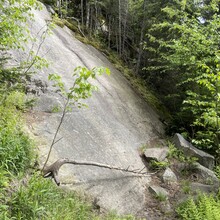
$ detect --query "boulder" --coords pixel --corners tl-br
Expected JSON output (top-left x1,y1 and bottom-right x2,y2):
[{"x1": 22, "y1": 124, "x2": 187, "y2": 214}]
[
  {"x1": 194, "y1": 162, "x2": 219, "y2": 185},
  {"x1": 173, "y1": 133, "x2": 214, "y2": 169},
  {"x1": 162, "y1": 167, "x2": 177, "y2": 185},
  {"x1": 148, "y1": 185, "x2": 169, "y2": 199},
  {"x1": 144, "y1": 147, "x2": 169, "y2": 162},
  {"x1": 190, "y1": 182, "x2": 219, "y2": 194}
]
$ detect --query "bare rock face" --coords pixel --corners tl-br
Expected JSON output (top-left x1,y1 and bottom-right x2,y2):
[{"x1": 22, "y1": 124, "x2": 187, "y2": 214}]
[
  {"x1": 173, "y1": 133, "x2": 214, "y2": 169},
  {"x1": 9, "y1": 3, "x2": 165, "y2": 216},
  {"x1": 144, "y1": 147, "x2": 169, "y2": 162},
  {"x1": 26, "y1": 77, "x2": 48, "y2": 95}
]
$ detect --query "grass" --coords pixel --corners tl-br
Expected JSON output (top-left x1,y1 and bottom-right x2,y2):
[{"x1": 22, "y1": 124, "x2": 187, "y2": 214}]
[
  {"x1": 0, "y1": 91, "x2": 138, "y2": 220},
  {"x1": 181, "y1": 180, "x2": 191, "y2": 195},
  {"x1": 0, "y1": 92, "x2": 34, "y2": 175},
  {"x1": 6, "y1": 173, "x2": 94, "y2": 220},
  {"x1": 155, "y1": 192, "x2": 168, "y2": 202},
  {"x1": 2, "y1": 173, "x2": 137, "y2": 219}
]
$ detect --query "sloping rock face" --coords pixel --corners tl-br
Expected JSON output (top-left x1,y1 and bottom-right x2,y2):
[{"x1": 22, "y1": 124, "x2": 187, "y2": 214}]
[{"x1": 10, "y1": 4, "x2": 164, "y2": 215}]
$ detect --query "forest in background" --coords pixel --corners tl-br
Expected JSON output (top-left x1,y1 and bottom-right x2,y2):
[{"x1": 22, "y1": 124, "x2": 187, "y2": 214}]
[{"x1": 42, "y1": 0, "x2": 220, "y2": 161}]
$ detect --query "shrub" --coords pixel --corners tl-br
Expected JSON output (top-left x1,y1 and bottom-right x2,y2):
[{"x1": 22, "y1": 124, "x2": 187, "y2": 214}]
[
  {"x1": 0, "y1": 93, "x2": 34, "y2": 175},
  {"x1": 8, "y1": 173, "x2": 94, "y2": 220}
]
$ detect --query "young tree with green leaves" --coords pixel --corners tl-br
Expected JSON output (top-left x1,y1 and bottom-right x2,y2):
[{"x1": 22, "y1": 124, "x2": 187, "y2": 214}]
[{"x1": 0, "y1": 0, "x2": 40, "y2": 95}]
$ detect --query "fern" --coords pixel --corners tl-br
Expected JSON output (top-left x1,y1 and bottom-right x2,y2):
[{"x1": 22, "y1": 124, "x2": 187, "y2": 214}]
[{"x1": 177, "y1": 194, "x2": 220, "y2": 220}]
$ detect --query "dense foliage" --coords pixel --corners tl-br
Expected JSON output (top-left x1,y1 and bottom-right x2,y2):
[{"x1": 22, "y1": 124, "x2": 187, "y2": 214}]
[{"x1": 145, "y1": 0, "x2": 220, "y2": 157}]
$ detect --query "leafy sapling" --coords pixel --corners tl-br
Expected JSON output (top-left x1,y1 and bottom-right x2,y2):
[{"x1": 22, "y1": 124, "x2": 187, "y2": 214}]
[{"x1": 42, "y1": 66, "x2": 110, "y2": 170}]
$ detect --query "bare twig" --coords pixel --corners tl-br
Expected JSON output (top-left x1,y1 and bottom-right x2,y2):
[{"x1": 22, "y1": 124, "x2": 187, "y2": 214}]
[
  {"x1": 43, "y1": 158, "x2": 156, "y2": 186},
  {"x1": 42, "y1": 99, "x2": 69, "y2": 171},
  {"x1": 23, "y1": 21, "x2": 52, "y2": 75},
  {"x1": 26, "y1": 23, "x2": 49, "y2": 63}
]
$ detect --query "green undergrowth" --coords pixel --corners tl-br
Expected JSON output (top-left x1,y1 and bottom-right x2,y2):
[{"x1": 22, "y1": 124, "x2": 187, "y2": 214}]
[
  {"x1": 0, "y1": 91, "x2": 34, "y2": 175},
  {"x1": 52, "y1": 16, "x2": 79, "y2": 33},
  {"x1": 176, "y1": 193, "x2": 220, "y2": 220},
  {"x1": 2, "y1": 173, "x2": 136, "y2": 219},
  {"x1": 1, "y1": 173, "x2": 135, "y2": 219},
  {"x1": 0, "y1": 91, "x2": 136, "y2": 220}
]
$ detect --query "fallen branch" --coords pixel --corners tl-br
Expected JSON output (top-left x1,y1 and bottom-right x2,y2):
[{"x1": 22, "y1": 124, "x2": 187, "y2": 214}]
[
  {"x1": 66, "y1": 17, "x2": 86, "y2": 38},
  {"x1": 43, "y1": 158, "x2": 155, "y2": 186}
]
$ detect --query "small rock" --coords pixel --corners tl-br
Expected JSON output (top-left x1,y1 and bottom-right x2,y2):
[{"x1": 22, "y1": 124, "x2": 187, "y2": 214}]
[
  {"x1": 173, "y1": 133, "x2": 215, "y2": 169},
  {"x1": 160, "y1": 201, "x2": 172, "y2": 214},
  {"x1": 162, "y1": 168, "x2": 177, "y2": 185},
  {"x1": 144, "y1": 147, "x2": 169, "y2": 162},
  {"x1": 148, "y1": 185, "x2": 169, "y2": 199}
]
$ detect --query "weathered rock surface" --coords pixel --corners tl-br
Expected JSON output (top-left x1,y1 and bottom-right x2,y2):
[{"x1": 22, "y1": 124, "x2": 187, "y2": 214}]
[
  {"x1": 173, "y1": 133, "x2": 214, "y2": 169},
  {"x1": 26, "y1": 77, "x2": 48, "y2": 95},
  {"x1": 194, "y1": 162, "x2": 219, "y2": 185},
  {"x1": 160, "y1": 201, "x2": 172, "y2": 214},
  {"x1": 10, "y1": 3, "x2": 165, "y2": 216},
  {"x1": 190, "y1": 182, "x2": 219, "y2": 194},
  {"x1": 144, "y1": 147, "x2": 169, "y2": 162},
  {"x1": 148, "y1": 185, "x2": 169, "y2": 199},
  {"x1": 162, "y1": 167, "x2": 177, "y2": 185}
]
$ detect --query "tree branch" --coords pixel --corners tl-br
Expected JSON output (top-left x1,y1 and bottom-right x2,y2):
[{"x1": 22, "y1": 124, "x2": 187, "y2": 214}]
[
  {"x1": 41, "y1": 99, "x2": 69, "y2": 171},
  {"x1": 43, "y1": 158, "x2": 155, "y2": 186},
  {"x1": 23, "y1": 22, "x2": 51, "y2": 75}
]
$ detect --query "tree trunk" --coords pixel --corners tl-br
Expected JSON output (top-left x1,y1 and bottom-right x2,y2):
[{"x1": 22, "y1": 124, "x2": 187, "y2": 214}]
[
  {"x1": 108, "y1": 16, "x2": 111, "y2": 49},
  {"x1": 95, "y1": 0, "x2": 98, "y2": 31},
  {"x1": 86, "y1": 2, "x2": 90, "y2": 29},
  {"x1": 57, "y1": 0, "x2": 62, "y2": 18},
  {"x1": 81, "y1": 0, "x2": 84, "y2": 25},
  {"x1": 135, "y1": 0, "x2": 147, "y2": 75},
  {"x1": 122, "y1": 0, "x2": 128, "y2": 55},
  {"x1": 118, "y1": 0, "x2": 122, "y2": 56},
  {"x1": 65, "y1": 0, "x2": 68, "y2": 17}
]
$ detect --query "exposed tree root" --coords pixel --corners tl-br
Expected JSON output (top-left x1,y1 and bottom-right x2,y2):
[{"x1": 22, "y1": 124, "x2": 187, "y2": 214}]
[{"x1": 42, "y1": 158, "x2": 155, "y2": 186}]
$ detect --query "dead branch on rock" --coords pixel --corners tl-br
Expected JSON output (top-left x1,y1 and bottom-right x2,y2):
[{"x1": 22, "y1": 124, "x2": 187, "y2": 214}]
[
  {"x1": 43, "y1": 158, "x2": 156, "y2": 186},
  {"x1": 66, "y1": 16, "x2": 86, "y2": 38}
]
